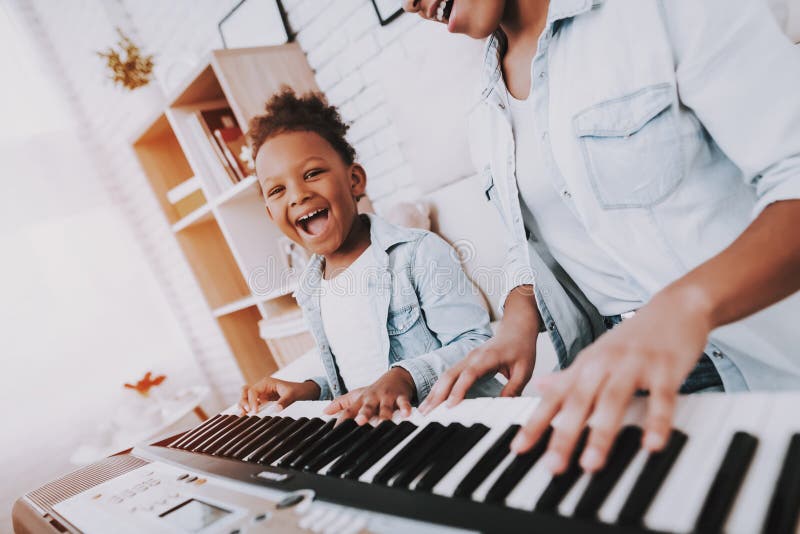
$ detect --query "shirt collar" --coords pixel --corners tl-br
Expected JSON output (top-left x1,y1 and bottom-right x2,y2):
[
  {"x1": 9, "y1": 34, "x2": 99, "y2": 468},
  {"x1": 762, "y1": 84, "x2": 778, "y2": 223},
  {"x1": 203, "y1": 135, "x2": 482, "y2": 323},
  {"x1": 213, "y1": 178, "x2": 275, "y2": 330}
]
[
  {"x1": 294, "y1": 213, "x2": 417, "y2": 305},
  {"x1": 479, "y1": 0, "x2": 604, "y2": 100}
]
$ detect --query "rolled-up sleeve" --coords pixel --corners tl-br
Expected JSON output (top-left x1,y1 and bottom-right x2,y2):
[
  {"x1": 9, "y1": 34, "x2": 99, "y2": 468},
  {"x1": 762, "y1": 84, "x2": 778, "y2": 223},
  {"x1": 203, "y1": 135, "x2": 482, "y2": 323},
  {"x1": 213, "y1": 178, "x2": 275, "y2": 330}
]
[
  {"x1": 659, "y1": 0, "x2": 800, "y2": 218},
  {"x1": 391, "y1": 233, "x2": 500, "y2": 401}
]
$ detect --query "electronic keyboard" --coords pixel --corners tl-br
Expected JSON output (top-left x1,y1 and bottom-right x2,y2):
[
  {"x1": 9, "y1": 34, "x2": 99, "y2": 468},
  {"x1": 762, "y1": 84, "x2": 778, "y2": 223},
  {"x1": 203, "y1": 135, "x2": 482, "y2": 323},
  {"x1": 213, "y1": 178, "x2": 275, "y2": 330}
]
[{"x1": 13, "y1": 393, "x2": 800, "y2": 533}]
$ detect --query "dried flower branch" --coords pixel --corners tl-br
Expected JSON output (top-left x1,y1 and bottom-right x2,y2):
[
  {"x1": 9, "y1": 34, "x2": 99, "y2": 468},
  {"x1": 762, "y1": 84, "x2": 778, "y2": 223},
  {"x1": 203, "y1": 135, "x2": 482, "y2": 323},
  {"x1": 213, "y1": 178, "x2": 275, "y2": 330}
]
[{"x1": 96, "y1": 28, "x2": 155, "y2": 90}]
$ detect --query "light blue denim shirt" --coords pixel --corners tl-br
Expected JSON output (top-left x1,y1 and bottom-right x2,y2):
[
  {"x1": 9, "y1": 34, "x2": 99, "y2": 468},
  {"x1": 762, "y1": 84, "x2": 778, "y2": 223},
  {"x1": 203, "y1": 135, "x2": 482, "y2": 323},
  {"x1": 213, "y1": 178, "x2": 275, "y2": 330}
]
[
  {"x1": 293, "y1": 213, "x2": 503, "y2": 401},
  {"x1": 469, "y1": 0, "x2": 800, "y2": 391}
]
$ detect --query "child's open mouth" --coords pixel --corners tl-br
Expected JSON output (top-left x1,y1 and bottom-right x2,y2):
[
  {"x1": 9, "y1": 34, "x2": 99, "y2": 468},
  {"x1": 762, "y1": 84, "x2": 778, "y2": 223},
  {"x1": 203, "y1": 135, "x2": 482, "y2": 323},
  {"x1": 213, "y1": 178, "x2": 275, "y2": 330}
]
[
  {"x1": 435, "y1": 0, "x2": 454, "y2": 23},
  {"x1": 295, "y1": 208, "x2": 330, "y2": 238}
]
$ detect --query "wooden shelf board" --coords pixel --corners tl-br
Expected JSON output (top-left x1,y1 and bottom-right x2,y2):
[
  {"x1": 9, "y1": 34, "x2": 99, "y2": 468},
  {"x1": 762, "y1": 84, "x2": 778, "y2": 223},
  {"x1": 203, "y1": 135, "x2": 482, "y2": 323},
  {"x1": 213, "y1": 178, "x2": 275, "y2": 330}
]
[
  {"x1": 168, "y1": 62, "x2": 225, "y2": 109},
  {"x1": 130, "y1": 107, "x2": 170, "y2": 145},
  {"x1": 171, "y1": 203, "x2": 214, "y2": 233},
  {"x1": 254, "y1": 279, "x2": 298, "y2": 304},
  {"x1": 214, "y1": 175, "x2": 260, "y2": 206},
  {"x1": 212, "y1": 294, "x2": 260, "y2": 318}
]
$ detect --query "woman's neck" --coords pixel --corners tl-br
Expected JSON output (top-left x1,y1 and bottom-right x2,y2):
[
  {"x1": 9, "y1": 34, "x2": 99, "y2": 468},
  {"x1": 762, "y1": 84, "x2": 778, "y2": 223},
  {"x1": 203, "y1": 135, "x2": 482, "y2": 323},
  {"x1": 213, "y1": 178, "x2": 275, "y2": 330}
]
[
  {"x1": 500, "y1": 0, "x2": 550, "y2": 45},
  {"x1": 499, "y1": 0, "x2": 551, "y2": 99},
  {"x1": 324, "y1": 214, "x2": 371, "y2": 277}
]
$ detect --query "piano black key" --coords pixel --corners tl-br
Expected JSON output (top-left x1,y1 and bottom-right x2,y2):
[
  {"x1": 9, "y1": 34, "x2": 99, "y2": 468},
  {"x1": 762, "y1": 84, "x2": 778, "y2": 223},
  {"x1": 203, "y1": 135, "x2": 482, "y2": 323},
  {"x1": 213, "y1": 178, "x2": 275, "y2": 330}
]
[
  {"x1": 372, "y1": 423, "x2": 444, "y2": 486},
  {"x1": 189, "y1": 415, "x2": 244, "y2": 452},
  {"x1": 342, "y1": 421, "x2": 418, "y2": 480},
  {"x1": 762, "y1": 433, "x2": 800, "y2": 534},
  {"x1": 414, "y1": 423, "x2": 490, "y2": 493},
  {"x1": 231, "y1": 417, "x2": 293, "y2": 460},
  {"x1": 453, "y1": 425, "x2": 521, "y2": 499},
  {"x1": 617, "y1": 429, "x2": 688, "y2": 526},
  {"x1": 289, "y1": 419, "x2": 357, "y2": 470},
  {"x1": 389, "y1": 423, "x2": 461, "y2": 489},
  {"x1": 247, "y1": 417, "x2": 309, "y2": 463},
  {"x1": 199, "y1": 416, "x2": 260, "y2": 454},
  {"x1": 178, "y1": 414, "x2": 237, "y2": 451},
  {"x1": 215, "y1": 417, "x2": 274, "y2": 457},
  {"x1": 168, "y1": 414, "x2": 225, "y2": 448},
  {"x1": 326, "y1": 420, "x2": 396, "y2": 477},
  {"x1": 304, "y1": 424, "x2": 371, "y2": 473},
  {"x1": 694, "y1": 431, "x2": 758, "y2": 533},
  {"x1": 573, "y1": 426, "x2": 642, "y2": 519},
  {"x1": 256, "y1": 418, "x2": 326, "y2": 465},
  {"x1": 535, "y1": 428, "x2": 590, "y2": 512},
  {"x1": 485, "y1": 426, "x2": 553, "y2": 504},
  {"x1": 277, "y1": 419, "x2": 336, "y2": 468}
]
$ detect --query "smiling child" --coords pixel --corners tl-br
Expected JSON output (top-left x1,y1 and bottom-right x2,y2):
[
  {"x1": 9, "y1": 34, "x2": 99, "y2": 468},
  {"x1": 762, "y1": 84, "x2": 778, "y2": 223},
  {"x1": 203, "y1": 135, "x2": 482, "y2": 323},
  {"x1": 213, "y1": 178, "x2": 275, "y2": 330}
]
[{"x1": 239, "y1": 89, "x2": 502, "y2": 424}]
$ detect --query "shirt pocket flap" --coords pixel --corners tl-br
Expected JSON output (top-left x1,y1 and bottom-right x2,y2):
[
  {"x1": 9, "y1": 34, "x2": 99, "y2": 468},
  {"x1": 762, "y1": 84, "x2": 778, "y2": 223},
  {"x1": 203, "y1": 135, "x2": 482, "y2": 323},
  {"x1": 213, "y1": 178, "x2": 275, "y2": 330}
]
[
  {"x1": 387, "y1": 304, "x2": 421, "y2": 335},
  {"x1": 573, "y1": 83, "x2": 673, "y2": 138}
]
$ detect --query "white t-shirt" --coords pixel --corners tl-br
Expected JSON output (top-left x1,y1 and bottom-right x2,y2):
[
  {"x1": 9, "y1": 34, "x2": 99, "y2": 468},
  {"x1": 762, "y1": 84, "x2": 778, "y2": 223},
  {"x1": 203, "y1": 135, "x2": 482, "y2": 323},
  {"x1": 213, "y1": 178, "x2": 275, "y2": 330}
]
[
  {"x1": 320, "y1": 245, "x2": 387, "y2": 390},
  {"x1": 507, "y1": 89, "x2": 643, "y2": 315}
]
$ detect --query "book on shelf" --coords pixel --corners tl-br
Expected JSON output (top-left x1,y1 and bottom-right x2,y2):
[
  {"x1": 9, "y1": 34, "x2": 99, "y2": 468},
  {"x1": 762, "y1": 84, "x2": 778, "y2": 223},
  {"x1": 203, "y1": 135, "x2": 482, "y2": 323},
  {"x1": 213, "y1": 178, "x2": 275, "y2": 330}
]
[
  {"x1": 186, "y1": 115, "x2": 237, "y2": 192},
  {"x1": 193, "y1": 108, "x2": 241, "y2": 187},
  {"x1": 213, "y1": 126, "x2": 254, "y2": 182}
]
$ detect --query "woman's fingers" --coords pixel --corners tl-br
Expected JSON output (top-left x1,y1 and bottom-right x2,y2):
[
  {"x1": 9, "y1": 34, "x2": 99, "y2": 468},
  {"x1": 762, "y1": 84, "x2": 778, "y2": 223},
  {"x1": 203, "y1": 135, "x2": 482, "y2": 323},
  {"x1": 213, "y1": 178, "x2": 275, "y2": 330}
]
[
  {"x1": 419, "y1": 364, "x2": 461, "y2": 414},
  {"x1": 510, "y1": 371, "x2": 571, "y2": 454},
  {"x1": 581, "y1": 374, "x2": 637, "y2": 472},
  {"x1": 539, "y1": 369, "x2": 601, "y2": 474},
  {"x1": 324, "y1": 398, "x2": 345, "y2": 415},
  {"x1": 643, "y1": 380, "x2": 676, "y2": 451},
  {"x1": 397, "y1": 395, "x2": 412, "y2": 417},
  {"x1": 378, "y1": 399, "x2": 395, "y2": 421},
  {"x1": 355, "y1": 397, "x2": 378, "y2": 426},
  {"x1": 247, "y1": 387, "x2": 259, "y2": 414}
]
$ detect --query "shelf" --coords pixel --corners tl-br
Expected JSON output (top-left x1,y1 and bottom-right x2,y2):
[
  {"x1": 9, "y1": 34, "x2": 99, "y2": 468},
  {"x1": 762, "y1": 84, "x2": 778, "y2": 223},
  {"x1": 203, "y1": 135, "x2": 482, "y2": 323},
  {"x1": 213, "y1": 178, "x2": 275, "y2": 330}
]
[
  {"x1": 217, "y1": 306, "x2": 276, "y2": 384},
  {"x1": 215, "y1": 175, "x2": 260, "y2": 206},
  {"x1": 171, "y1": 203, "x2": 214, "y2": 232},
  {"x1": 212, "y1": 294, "x2": 260, "y2": 317},
  {"x1": 254, "y1": 279, "x2": 297, "y2": 304}
]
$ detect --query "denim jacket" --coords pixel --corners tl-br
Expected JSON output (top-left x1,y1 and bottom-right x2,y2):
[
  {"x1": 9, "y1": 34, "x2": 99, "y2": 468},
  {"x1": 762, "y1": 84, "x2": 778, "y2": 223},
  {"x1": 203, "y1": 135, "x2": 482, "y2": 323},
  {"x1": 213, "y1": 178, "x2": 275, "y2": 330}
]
[
  {"x1": 470, "y1": 0, "x2": 800, "y2": 391},
  {"x1": 293, "y1": 214, "x2": 503, "y2": 401}
]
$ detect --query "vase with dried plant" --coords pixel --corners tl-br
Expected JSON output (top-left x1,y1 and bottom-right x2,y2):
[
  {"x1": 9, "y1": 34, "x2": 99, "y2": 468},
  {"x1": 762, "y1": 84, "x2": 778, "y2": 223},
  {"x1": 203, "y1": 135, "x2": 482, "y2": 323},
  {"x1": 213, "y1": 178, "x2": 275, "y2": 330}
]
[{"x1": 96, "y1": 28, "x2": 155, "y2": 90}]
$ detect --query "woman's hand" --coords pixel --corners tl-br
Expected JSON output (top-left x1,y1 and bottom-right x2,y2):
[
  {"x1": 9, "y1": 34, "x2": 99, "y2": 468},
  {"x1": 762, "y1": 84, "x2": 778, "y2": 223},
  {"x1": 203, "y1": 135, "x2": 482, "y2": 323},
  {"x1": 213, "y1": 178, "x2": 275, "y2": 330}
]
[
  {"x1": 511, "y1": 286, "x2": 713, "y2": 474},
  {"x1": 239, "y1": 377, "x2": 320, "y2": 414},
  {"x1": 324, "y1": 367, "x2": 415, "y2": 425},
  {"x1": 419, "y1": 286, "x2": 540, "y2": 413}
]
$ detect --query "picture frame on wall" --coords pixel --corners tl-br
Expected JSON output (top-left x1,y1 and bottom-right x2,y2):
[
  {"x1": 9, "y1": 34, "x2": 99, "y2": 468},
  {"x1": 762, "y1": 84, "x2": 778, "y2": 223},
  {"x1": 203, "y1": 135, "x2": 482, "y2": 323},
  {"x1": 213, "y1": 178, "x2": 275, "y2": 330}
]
[
  {"x1": 218, "y1": 0, "x2": 293, "y2": 49},
  {"x1": 371, "y1": 0, "x2": 404, "y2": 26}
]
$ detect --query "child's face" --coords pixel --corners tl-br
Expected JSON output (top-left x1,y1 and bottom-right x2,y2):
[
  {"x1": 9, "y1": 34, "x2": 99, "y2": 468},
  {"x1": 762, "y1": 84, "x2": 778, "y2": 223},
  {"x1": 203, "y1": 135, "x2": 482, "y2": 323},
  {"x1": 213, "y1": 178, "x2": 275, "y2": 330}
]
[
  {"x1": 402, "y1": 0, "x2": 505, "y2": 38},
  {"x1": 256, "y1": 131, "x2": 367, "y2": 257}
]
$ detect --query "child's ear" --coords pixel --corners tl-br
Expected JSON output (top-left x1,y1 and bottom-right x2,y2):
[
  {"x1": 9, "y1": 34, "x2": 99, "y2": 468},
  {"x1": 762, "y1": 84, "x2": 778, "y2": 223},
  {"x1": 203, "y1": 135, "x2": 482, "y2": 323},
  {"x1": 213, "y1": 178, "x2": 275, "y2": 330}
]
[{"x1": 349, "y1": 163, "x2": 367, "y2": 200}]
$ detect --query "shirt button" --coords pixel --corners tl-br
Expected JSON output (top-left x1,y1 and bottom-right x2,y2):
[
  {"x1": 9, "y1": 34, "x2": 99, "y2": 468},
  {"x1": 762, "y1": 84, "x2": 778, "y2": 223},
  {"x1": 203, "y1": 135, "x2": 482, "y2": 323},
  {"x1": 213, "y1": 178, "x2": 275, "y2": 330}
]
[
  {"x1": 547, "y1": 321, "x2": 556, "y2": 331},
  {"x1": 498, "y1": 102, "x2": 506, "y2": 110},
  {"x1": 539, "y1": 71, "x2": 547, "y2": 79},
  {"x1": 541, "y1": 131, "x2": 549, "y2": 142},
  {"x1": 513, "y1": 216, "x2": 520, "y2": 223},
  {"x1": 711, "y1": 349, "x2": 724, "y2": 359},
  {"x1": 562, "y1": 190, "x2": 571, "y2": 199}
]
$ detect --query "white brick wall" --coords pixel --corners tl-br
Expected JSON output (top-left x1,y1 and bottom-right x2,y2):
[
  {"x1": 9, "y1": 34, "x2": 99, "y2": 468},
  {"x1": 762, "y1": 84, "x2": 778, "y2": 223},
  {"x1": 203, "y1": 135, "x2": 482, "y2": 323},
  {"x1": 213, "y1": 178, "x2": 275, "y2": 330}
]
[{"x1": 7, "y1": 0, "x2": 450, "y2": 410}]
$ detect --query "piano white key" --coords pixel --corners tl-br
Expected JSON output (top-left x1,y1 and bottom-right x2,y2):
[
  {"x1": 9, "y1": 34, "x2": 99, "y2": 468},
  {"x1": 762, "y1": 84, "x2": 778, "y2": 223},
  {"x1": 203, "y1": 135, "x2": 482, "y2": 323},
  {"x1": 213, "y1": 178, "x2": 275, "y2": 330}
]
[
  {"x1": 431, "y1": 398, "x2": 536, "y2": 497},
  {"x1": 558, "y1": 472, "x2": 592, "y2": 517},
  {"x1": 646, "y1": 394, "x2": 769, "y2": 533},
  {"x1": 472, "y1": 450, "x2": 517, "y2": 502},
  {"x1": 504, "y1": 457, "x2": 553, "y2": 510},
  {"x1": 597, "y1": 395, "x2": 694, "y2": 524},
  {"x1": 724, "y1": 394, "x2": 797, "y2": 534}
]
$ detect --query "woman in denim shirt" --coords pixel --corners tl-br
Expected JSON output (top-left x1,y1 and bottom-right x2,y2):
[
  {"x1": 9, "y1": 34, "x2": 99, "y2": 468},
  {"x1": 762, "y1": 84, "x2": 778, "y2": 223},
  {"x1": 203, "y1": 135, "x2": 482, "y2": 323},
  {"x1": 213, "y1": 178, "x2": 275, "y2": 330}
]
[{"x1": 404, "y1": 0, "x2": 800, "y2": 475}]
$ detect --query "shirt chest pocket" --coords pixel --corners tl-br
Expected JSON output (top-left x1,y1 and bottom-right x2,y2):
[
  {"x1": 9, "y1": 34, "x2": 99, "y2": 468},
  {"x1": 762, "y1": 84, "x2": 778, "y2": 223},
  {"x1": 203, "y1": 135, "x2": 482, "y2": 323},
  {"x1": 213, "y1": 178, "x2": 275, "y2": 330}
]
[
  {"x1": 573, "y1": 83, "x2": 685, "y2": 210},
  {"x1": 386, "y1": 304, "x2": 435, "y2": 362}
]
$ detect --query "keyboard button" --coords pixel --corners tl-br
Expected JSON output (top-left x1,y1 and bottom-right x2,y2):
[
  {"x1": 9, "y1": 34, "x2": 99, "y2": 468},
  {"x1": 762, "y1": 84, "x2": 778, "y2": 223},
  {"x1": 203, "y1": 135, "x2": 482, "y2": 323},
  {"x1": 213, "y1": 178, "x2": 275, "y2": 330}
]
[
  {"x1": 389, "y1": 423, "x2": 461, "y2": 488},
  {"x1": 249, "y1": 417, "x2": 309, "y2": 463},
  {"x1": 307, "y1": 425, "x2": 370, "y2": 473},
  {"x1": 343, "y1": 421, "x2": 417, "y2": 480},
  {"x1": 326, "y1": 420, "x2": 395, "y2": 477},
  {"x1": 414, "y1": 423, "x2": 489, "y2": 492},
  {"x1": 290, "y1": 419, "x2": 357, "y2": 470},
  {"x1": 373, "y1": 423, "x2": 444, "y2": 485},
  {"x1": 200, "y1": 416, "x2": 260, "y2": 454},
  {"x1": 277, "y1": 419, "x2": 336, "y2": 468},
  {"x1": 260, "y1": 418, "x2": 326, "y2": 465},
  {"x1": 216, "y1": 417, "x2": 274, "y2": 457},
  {"x1": 169, "y1": 414, "x2": 225, "y2": 448},
  {"x1": 229, "y1": 417, "x2": 284, "y2": 459}
]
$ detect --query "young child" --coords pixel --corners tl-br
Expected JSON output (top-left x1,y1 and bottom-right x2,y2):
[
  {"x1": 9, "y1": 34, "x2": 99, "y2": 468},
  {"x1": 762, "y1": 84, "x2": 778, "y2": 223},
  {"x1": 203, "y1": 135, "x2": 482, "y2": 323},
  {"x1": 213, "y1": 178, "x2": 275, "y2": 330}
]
[{"x1": 239, "y1": 89, "x2": 501, "y2": 424}]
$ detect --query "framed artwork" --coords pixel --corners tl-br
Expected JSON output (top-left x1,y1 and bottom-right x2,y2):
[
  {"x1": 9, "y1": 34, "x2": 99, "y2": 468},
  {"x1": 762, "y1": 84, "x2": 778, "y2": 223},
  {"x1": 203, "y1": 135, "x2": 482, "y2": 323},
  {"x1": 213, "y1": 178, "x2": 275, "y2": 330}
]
[
  {"x1": 371, "y1": 0, "x2": 404, "y2": 26},
  {"x1": 218, "y1": 0, "x2": 293, "y2": 49}
]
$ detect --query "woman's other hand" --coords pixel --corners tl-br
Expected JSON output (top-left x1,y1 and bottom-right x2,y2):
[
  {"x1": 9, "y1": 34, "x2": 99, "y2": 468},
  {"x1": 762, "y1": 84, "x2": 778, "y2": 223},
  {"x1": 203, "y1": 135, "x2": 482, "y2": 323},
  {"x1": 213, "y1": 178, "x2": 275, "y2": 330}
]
[{"x1": 419, "y1": 285, "x2": 540, "y2": 413}]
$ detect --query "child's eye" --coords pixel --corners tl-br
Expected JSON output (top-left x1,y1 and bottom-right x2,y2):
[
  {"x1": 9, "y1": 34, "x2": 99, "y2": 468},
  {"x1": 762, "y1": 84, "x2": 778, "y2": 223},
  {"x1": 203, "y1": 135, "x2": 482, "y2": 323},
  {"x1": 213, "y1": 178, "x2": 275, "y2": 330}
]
[
  {"x1": 304, "y1": 169, "x2": 324, "y2": 180},
  {"x1": 267, "y1": 185, "x2": 284, "y2": 197}
]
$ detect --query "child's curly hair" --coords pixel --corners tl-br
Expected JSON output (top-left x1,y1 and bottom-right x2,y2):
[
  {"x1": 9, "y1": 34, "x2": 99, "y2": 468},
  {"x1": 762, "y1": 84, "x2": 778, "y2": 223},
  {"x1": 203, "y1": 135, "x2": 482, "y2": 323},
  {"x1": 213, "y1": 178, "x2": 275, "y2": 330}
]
[{"x1": 248, "y1": 87, "x2": 356, "y2": 166}]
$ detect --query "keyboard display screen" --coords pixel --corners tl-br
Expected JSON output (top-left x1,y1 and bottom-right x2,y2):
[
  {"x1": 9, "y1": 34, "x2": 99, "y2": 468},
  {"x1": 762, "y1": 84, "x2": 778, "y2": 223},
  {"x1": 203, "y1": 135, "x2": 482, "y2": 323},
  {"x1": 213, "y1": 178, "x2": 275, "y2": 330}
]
[{"x1": 160, "y1": 498, "x2": 231, "y2": 532}]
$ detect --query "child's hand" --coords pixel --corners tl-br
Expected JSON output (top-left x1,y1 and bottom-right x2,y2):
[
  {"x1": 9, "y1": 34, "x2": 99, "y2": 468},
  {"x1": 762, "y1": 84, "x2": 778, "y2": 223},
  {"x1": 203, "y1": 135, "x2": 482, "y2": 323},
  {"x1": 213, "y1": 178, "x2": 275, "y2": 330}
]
[
  {"x1": 239, "y1": 377, "x2": 320, "y2": 414},
  {"x1": 323, "y1": 368, "x2": 415, "y2": 425}
]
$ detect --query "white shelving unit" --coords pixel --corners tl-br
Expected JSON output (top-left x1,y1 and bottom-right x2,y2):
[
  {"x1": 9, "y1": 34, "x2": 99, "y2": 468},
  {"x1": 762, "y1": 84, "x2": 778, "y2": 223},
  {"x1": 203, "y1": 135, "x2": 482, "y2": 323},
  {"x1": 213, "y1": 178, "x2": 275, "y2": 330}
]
[{"x1": 131, "y1": 44, "x2": 320, "y2": 384}]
